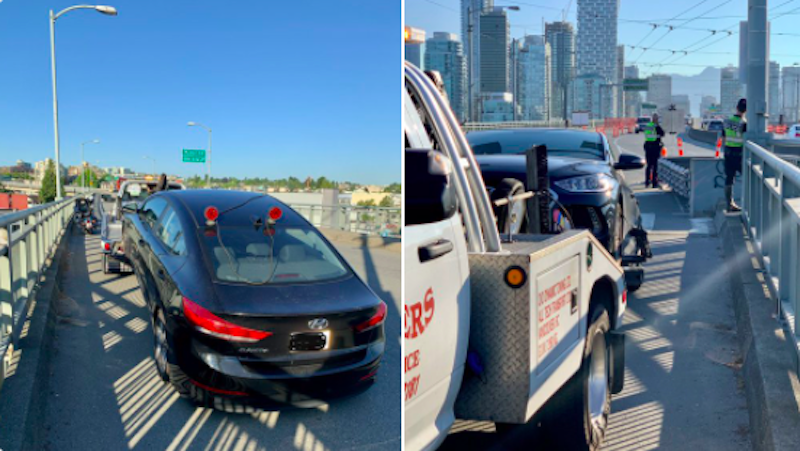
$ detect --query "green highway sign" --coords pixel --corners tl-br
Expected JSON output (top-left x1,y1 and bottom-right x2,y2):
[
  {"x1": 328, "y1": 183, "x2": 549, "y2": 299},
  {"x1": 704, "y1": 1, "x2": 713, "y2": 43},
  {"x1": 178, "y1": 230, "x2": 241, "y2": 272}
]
[
  {"x1": 623, "y1": 78, "x2": 649, "y2": 92},
  {"x1": 182, "y1": 149, "x2": 206, "y2": 163}
]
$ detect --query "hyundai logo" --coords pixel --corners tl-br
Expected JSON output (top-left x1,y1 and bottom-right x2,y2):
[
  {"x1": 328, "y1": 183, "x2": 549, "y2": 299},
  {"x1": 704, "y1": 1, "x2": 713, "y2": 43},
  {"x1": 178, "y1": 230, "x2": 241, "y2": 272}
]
[{"x1": 308, "y1": 318, "x2": 329, "y2": 330}]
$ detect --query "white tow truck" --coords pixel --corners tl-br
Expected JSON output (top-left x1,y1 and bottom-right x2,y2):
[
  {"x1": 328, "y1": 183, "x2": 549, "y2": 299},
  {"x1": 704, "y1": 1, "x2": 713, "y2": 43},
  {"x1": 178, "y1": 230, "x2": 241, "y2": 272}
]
[{"x1": 404, "y1": 62, "x2": 627, "y2": 451}]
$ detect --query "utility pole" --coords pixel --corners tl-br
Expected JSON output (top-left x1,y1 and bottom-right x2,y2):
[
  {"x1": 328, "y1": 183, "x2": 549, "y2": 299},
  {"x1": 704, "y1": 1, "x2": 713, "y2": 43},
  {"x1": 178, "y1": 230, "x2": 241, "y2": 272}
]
[{"x1": 746, "y1": 0, "x2": 768, "y2": 145}]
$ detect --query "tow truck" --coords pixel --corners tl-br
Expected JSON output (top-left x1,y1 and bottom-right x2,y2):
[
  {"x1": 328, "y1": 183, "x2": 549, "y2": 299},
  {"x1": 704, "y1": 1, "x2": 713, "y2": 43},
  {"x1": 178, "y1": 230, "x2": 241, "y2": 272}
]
[
  {"x1": 404, "y1": 60, "x2": 626, "y2": 451},
  {"x1": 99, "y1": 179, "x2": 184, "y2": 274}
]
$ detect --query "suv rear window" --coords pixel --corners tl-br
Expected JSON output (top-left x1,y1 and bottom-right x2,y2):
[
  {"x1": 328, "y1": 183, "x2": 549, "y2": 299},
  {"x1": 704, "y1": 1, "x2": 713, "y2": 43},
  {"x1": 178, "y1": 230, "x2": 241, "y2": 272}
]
[{"x1": 199, "y1": 225, "x2": 350, "y2": 285}]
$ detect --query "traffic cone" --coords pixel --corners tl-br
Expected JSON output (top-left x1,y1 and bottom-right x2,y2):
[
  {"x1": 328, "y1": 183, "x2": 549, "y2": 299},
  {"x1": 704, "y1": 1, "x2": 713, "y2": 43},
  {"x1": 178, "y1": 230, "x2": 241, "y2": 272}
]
[{"x1": 678, "y1": 137, "x2": 684, "y2": 156}]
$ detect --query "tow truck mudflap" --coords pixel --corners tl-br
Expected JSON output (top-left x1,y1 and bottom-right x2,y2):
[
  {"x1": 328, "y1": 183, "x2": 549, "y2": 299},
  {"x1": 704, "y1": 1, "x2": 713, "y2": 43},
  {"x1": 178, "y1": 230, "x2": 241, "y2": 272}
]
[{"x1": 609, "y1": 331, "x2": 625, "y2": 395}]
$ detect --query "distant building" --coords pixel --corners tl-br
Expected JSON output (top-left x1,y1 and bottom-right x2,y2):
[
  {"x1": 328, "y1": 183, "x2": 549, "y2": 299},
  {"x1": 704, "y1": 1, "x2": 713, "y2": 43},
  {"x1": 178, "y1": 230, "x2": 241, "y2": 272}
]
[
  {"x1": 545, "y1": 21, "x2": 576, "y2": 122},
  {"x1": 479, "y1": 8, "x2": 510, "y2": 94},
  {"x1": 769, "y1": 61, "x2": 781, "y2": 123},
  {"x1": 720, "y1": 66, "x2": 743, "y2": 115},
  {"x1": 405, "y1": 27, "x2": 425, "y2": 69},
  {"x1": 646, "y1": 74, "x2": 672, "y2": 110},
  {"x1": 700, "y1": 95, "x2": 718, "y2": 117},
  {"x1": 623, "y1": 65, "x2": 641, "y2": 117},
  {"x1": 576, "y1": 0, "x2": 619, "y2": 117},
  {"x1": 462, "y1": 0, "x2": 495, "y2": 121},
  {"x1": 573, "y1": 73, "x2": 606, "y2": 119},
  {"x1": 671, "y1": 94, "x2": 690, "y2": 115},
  {"x1": 515, "y1": 35, "x2": 551, "y2": 121},
  {"x1": 782, "y1": 66, "x2": 800, "y2": 123},
  {"x1": 616, "y1": 45, "x2": 625, "y2": 118},
  {"x1": 480, "y1": 92, "x2": 515, "y2": 122},
  {"x1": 34, "y1": 158, "x2": 66, "y2": 183},
  {"x1": 425, "y1": 32, "x2": 468, "y2": 121}
]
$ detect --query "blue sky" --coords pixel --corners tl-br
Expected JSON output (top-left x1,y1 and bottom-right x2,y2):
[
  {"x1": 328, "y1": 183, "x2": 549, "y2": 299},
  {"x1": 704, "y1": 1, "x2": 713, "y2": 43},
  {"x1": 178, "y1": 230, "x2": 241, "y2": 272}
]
[
  {"x1": 0, "y1": 1, "x2": 400, "y2": 184},
  {"x1": 406, "y1": 0, "x2": 800, "y2": 78}
]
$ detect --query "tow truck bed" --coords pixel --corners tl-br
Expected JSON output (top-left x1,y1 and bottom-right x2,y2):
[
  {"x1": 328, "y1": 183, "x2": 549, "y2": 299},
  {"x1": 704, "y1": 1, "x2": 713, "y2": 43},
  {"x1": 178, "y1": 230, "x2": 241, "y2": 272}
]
[{"x1": 454, "y1": 230, "x2": 625, "y2": 424}]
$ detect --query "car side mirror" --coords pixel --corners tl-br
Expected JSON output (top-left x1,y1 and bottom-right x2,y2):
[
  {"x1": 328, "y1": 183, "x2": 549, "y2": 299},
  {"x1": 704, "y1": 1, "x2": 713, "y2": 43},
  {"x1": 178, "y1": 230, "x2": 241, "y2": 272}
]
[
  {"x1": 614, "y1": 153, "x2": 646, "y2": 171},
  {"x1": 405, "y1": 148, "x2": 458, "y2": 226},
  {"x1": 121, "y1": 203, "x2": 139, "y2": 214}
]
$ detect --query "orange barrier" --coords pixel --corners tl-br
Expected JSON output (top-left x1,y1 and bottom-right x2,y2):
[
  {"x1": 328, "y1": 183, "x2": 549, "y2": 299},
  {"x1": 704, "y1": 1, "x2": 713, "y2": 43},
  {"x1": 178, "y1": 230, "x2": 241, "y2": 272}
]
[
  {"x1": 715, "y1": 137, "x2": 722, "y2": 158},
  {"x1": 661, "y1": 147, "x2": 667, "y2": 157},
  {"x1": 677, "y1": 137, "x2": 684, "y2": 156}
]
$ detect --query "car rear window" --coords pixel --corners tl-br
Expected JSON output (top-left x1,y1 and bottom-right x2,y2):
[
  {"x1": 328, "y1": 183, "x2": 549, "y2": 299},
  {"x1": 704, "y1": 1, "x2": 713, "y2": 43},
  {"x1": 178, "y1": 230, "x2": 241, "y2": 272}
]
[
  {"x1": 468, "y1": 131, "x2": 605, "y2": 160},
  {"x1": 199, "y1": 225, "x2": 350, "y2": 285}
]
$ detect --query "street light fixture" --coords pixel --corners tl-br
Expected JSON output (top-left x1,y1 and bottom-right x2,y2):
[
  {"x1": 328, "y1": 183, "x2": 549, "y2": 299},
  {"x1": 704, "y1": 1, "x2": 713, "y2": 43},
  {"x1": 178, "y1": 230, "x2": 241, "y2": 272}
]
[
  {"x1": 50, "y1": 4, "x2": 117, "y2": 200},
  {"x1": 187, "y1": 121, "x2": 212, "y2": 188},
  {"x1": 81, "y1": 139, "x2": 100, "y2": 193}
]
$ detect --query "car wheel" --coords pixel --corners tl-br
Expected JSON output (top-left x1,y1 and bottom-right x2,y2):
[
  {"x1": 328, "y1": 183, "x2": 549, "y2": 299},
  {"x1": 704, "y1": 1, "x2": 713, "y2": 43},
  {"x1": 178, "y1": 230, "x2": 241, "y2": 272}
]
[
  {"x1": 492, "y1": 178, "x2": 527, "y2": 235},
  {"x1": 102, "y1": 254, "x2": 110, "y2": 274},
  {"x1": 553, "y1": 304, "x2": 611, "y2": 451},
  {"x1": 153, "y1": 309, "x2": 170, "y2": 382}
]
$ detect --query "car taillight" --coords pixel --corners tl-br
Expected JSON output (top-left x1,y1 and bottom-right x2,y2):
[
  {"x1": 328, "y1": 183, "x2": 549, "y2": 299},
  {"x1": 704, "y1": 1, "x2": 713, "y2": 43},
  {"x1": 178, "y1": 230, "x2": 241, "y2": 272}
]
[
  {"x1": 103, "y1": 242, "x2": 111, "y2": 251},
  {"x1": 182, "y1": 296, "x2": 271, "y2": 342},
  {"x1": 622, "y1": 290, "x2": 628, "y2": 305},
  {"x1": 354, "y1": 302, "x2": 387, "y2": 333}
]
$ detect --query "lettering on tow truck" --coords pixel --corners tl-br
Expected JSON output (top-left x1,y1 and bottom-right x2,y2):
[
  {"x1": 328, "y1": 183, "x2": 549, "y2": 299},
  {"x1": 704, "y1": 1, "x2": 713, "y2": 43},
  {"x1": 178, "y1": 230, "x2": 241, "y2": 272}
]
[
  {"x1": 405, "y1": 287, "x2": 435, "y2": 340},
  {"x1": 537, "y1": 275, "x2": 574, "y2": 363},
  {"x1": 404, "y1": 288, "x2": 435, "y2": 402}
]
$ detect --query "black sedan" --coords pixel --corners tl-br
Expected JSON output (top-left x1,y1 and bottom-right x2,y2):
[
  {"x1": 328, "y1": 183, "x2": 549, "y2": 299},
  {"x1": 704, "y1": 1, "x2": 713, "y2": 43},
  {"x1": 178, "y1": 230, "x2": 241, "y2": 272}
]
[
  {"x1": 121, "y1": 190, "x2": 386, "y2": 409},
  {"x1": 467, "y1": 128, "x2": 652, "y2": 289}
]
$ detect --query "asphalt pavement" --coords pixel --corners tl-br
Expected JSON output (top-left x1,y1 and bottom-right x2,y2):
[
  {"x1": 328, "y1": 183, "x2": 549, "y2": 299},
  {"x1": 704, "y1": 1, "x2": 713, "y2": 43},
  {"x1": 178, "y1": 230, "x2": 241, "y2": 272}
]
[
  {"x1": 441, "y1": 132, "x2": 750, "y2": 450},
  {"x1": 42, "y1": 229, "x2": 400, "y2": 451}
]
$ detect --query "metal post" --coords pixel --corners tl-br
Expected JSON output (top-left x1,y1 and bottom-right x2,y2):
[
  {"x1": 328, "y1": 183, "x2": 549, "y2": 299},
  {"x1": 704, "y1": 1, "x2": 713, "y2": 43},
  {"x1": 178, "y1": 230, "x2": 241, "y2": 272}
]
[
  {"x1": 81, "y1": 141, "x2": 85, "y2": 193},
  {"x1": 49, "y1": 10, "x2": 62, "y2": 200},
  {"x1": 468, "y1": 5, "x2": 474, "y2": 122},
  {"x1": 746, "y1": 0, "x2": 768, "y2": 145},
  {"x1": 207, "y1": 128, "x2": 212, "y2": 188}
]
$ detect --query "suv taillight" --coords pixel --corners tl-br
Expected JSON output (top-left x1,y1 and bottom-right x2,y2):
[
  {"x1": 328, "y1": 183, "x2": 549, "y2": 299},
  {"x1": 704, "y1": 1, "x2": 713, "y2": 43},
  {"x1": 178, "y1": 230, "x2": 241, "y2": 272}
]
[
  {"x1": 182, "y1": 296, "x2": 271, "y2": 342},
  {"x1": 353, "y1": 302, "x2": 387, "y2": 333}
]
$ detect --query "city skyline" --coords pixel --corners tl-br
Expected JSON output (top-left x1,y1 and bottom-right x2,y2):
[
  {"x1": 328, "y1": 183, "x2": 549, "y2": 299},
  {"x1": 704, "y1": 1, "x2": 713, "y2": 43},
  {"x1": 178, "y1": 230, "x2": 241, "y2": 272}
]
[{"x1": 0, "y1": 1, "x2": 400, "y2": 184}]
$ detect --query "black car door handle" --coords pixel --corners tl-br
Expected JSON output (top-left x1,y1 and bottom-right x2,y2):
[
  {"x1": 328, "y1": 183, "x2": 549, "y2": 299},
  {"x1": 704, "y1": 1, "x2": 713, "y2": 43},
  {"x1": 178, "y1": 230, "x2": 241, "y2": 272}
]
[
  {"x1": 156, "y1": 269, "x2": 166, "y2": 280},
  {"x1": 418, "y1": 239, "x2": 454, "y2": 262}
]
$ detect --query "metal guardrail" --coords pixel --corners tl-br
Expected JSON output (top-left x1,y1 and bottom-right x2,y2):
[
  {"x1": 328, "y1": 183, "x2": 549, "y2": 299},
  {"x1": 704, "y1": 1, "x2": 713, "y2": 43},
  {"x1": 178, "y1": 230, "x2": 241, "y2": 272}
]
[
  {"x1": 0, "y1": 198, "x2": 74, "y2": 388},
  {"x1": 462, "y1": 119, "x2": 605, "y2": 132},
  {"x1": 658, "y1": 159, "x2": 691, "y2": 198},
  {"x1": 742, "y1": 141, "x2": 800, "y2": 373},
  {"x1": 286, "y1": 203, "x2": 401, "y2": 237}
]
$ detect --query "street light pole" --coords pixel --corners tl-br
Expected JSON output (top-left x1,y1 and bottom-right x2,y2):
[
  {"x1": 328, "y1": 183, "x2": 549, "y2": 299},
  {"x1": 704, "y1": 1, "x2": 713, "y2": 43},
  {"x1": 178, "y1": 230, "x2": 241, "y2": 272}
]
[
  {"x1": 188, "y1": 122, "x2": 212, "y2": 188},
  {"x1": 80, "y1": 139, "x2": 100, "y2": 193},
  {"x1": 49, "y1": 4, "x2": 117, "y2": 200},
  {"x1": 143, "y1": 156, "x2": 156, "y2": 175}
]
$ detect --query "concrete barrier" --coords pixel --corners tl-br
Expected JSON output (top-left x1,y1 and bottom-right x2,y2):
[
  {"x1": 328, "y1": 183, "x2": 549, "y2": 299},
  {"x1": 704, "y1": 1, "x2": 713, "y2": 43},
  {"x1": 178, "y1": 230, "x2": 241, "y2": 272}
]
[
  {"x1": 688, "y1": 127, "x2": 720, "y2": 145},
  {"x1": 718, "y1": 210, "x2": 800, "y2": 450},
  {"x1": 319, "y1": 228, "x2": 401, "y2": 253}
]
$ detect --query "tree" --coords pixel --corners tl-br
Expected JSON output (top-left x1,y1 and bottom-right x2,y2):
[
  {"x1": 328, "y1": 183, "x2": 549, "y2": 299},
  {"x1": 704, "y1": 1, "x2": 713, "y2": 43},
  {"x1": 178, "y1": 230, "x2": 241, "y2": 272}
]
[
  {"x1": 39, "y1": 160, "x2": 61, "y2": 203},
  {"x1": 379, "y1": 195, "x2": 394, "y2": 208},
  {"x1": 385, "y1": 182, "x2": 401, "y2": 194},
  {"x1": 77, "y1": 168, "x2": 101, "y2": 188},
  {"x1": 356, "y1": 199, "x2": 377, "y2": 207},
  {"x1": 0, "y1": 181, "x2": 10, "y2": 194}
]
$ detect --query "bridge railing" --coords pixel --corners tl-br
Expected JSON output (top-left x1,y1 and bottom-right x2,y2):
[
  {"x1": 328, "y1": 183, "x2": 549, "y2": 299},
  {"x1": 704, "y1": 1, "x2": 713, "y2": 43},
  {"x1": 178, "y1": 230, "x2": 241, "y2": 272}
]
[
  {"x1": 286, "y1": 203, "x2": 401, "y2": 237},
  {"x1": 0, "y1": 198, "x2": 74, "y2": 388},
  {"x1": 743, "y1": 141, "x2": 800, "y2": 371}
]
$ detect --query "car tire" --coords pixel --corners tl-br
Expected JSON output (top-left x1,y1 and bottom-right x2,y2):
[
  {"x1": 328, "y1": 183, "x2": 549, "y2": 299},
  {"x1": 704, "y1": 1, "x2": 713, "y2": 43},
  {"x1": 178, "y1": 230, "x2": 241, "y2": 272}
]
[
  {"x1": 102, "y1": 254, "x2": 110, "y2": 274},
  {"x1": 552, "y1": 304, "x2": 612, "y2": 451},
  {"x1": 168, "y1": 365, "x2": 255, "y2": 413},
  {"x1": 492, "y1": 178, "x2": 527, "y2": 234},
  {"x1": 627, "y1": 272, "x2": 643, "y2": 293},
  {"x1": 153, "y1": 309, "x2": 171, "y2": 382}
]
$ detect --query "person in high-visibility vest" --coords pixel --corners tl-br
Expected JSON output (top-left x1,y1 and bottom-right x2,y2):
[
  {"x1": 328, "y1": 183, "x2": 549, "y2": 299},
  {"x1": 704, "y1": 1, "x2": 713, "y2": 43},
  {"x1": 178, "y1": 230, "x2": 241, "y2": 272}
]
[
  {"x1": 722, "y1": 98, "x2": 747, "y2": 212},
  {"x1": 643, "y1": 113, "x2": 665, "y2": 188}
]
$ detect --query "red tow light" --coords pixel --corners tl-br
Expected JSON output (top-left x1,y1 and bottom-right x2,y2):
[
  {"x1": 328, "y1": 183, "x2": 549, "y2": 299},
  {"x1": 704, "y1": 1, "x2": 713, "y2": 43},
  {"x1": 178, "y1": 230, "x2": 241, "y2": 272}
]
[
  {"x1": 204, "y1": 206, "x2": 219, "y2": 223},
  {"x1": 103, "y1": 241, "x2": 111, "y2": 251},
  {"x1": 268, "y1": 206, "x2": 283, "y2": 222},
  {"x1": 354, "y1": 302, "x2": 387, "y2": 333},
  {"x1": 622, "y1": 290, "x2": 628, "y2": 305},
  {"x1": 182, "y1": 297, "x2": 272, "y2": 342}
]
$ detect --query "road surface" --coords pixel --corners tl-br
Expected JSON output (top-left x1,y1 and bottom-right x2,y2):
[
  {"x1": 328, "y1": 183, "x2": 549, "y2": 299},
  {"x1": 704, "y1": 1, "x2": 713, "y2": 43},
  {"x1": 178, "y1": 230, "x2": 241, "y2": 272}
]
[{"x1": 42, "y1": 229, "x2": 400, "y2": 451}]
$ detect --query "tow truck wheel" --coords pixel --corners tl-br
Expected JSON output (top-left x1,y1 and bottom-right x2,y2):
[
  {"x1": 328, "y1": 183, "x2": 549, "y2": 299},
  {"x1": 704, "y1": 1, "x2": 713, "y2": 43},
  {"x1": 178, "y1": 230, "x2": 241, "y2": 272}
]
[{"x1": 558, "y1": 304, "x2": 611, "y2": 451}]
